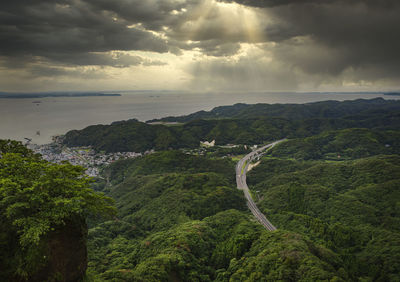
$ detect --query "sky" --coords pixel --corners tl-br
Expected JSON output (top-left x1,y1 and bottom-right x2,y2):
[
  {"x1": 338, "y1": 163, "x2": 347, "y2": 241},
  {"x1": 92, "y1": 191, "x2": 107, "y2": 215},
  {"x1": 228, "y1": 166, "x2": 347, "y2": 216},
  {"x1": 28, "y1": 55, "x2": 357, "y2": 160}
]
[{"x1": 0, "y1": 0, "x2": 399, "y2": 93}]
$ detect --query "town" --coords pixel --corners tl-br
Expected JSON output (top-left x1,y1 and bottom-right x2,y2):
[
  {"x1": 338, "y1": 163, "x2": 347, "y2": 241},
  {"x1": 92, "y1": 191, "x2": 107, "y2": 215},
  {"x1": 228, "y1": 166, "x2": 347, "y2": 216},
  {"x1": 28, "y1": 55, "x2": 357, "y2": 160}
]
[{"x1": 28, "y1": 139, "x2": 148, "y2": 177}]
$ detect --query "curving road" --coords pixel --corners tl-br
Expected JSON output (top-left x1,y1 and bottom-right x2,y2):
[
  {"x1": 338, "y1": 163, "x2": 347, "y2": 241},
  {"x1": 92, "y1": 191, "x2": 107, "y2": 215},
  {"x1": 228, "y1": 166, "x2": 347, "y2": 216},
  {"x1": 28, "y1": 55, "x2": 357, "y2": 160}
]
[{"x1": 236, "y1": 139, "x2": 286, "y2": 231}]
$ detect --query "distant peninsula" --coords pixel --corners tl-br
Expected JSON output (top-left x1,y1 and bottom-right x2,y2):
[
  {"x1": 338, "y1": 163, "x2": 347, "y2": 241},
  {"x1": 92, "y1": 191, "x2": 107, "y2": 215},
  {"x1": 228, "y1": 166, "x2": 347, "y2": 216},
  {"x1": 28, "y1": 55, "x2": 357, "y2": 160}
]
[{"x1": 0, "y1": 92, "x2": 121, "y2": 98}]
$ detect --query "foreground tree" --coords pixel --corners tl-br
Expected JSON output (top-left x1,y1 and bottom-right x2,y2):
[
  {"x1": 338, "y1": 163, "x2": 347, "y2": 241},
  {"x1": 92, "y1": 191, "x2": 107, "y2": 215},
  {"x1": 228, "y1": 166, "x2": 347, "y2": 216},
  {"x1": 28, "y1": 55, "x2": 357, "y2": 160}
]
[{"x1": 0, "y1": 140, "x2": 115, "y2": 281}]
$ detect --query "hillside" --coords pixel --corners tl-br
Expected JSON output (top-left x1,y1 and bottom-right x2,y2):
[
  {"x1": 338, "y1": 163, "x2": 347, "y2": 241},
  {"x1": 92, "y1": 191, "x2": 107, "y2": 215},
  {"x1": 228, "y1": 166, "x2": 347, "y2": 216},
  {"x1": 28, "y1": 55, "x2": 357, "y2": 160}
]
[
  {"x1": 87, "y1": 151, "x2": 349, "y2": 281},
  {"x1": 246, "y1": 139, "x2": 400, "y2": 280},
  {"x1": 63, "y1": 98, "x2": 400, "y2": 153},
  {"x1": 269, "y1": 128, "x2": 400, "y2": 160},
  {"x1": 148, "y1": 98, "x2": 400, "y2": 122},
  {"x1": 86, "y1": 129, "x2": 400, "y2": 280},
  {"x1": 4, "y1": 99, "x2": 399, "y2": 281}
]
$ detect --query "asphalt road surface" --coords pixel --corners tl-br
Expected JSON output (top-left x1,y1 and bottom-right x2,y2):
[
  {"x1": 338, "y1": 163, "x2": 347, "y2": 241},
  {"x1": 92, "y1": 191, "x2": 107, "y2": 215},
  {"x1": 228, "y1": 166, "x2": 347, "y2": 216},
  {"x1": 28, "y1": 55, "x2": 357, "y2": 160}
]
[{"x1": 236, "y1": 139, "x2": 286, "y2": 231}]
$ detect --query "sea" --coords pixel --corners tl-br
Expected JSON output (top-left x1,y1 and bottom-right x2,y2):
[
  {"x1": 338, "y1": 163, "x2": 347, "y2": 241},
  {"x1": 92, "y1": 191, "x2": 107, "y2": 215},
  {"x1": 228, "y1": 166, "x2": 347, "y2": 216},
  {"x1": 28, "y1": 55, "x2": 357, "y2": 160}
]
[{"x1": 0, "y1": 91, "x2": 398, "y2": 144}]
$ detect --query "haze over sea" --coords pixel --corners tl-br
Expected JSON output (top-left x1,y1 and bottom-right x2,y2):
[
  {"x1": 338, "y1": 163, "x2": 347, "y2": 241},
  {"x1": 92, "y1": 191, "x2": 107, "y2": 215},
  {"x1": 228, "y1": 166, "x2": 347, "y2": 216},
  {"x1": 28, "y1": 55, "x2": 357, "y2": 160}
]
[{"x1": 1, "y1": 91, "x2": 398, "y2": 144}]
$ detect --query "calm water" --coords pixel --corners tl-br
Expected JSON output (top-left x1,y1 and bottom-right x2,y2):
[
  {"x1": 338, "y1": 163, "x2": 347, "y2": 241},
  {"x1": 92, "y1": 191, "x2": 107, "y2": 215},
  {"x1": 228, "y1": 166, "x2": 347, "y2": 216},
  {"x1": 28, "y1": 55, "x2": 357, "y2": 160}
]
[{"x1": 0, "y1": 91, "x2": 397, "y2": 144}]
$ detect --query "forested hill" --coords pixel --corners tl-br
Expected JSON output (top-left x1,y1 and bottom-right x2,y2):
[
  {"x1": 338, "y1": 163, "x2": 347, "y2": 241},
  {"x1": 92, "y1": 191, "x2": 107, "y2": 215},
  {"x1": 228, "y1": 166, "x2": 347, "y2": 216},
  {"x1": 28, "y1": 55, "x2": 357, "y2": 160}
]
[
  {"x1": 147, "y1": 98, "x2": 400, "y2": 122},
  {"x1": 87, "y1": 131, "x2": 400, "y2": 280},
  {"x1": 245, "y1": 151, "x2": 400, "y2": 280},
  {"x1": 87, "y1": 151, "x2": 349, "y2": 280},
  {"x1": 3, "y1": 98, "x2": 399, "y2": 280},
  {"x1": 63, "y1": 98, "x2": 400, "y2": 153},
  {"x1": 79, "y1": 99, "x2": 400, "y2": 280}
]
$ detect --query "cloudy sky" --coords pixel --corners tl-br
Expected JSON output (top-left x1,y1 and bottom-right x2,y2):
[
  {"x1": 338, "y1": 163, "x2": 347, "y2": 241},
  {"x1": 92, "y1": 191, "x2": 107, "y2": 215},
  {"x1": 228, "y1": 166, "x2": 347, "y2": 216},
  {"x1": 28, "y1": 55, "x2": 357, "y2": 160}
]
[{"x1": 1, "y1": 0, "x2": 399, "y2": 92}]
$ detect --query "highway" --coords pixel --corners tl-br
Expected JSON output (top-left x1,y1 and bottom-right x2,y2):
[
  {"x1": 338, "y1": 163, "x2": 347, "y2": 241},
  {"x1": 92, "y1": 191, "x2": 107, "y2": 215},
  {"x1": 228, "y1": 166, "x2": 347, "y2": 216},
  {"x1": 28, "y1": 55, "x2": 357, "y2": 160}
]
[{"x1": 236, "y1": 139, "x2": 286, "y2": 231}]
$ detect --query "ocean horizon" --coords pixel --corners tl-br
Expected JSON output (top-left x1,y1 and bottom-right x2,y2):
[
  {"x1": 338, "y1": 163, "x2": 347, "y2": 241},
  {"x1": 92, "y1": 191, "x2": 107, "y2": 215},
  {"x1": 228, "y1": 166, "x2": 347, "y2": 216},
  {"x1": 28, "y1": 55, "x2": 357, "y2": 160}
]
[{"x1": 1, "y1": 91, "x2": 398, "y2": 144}]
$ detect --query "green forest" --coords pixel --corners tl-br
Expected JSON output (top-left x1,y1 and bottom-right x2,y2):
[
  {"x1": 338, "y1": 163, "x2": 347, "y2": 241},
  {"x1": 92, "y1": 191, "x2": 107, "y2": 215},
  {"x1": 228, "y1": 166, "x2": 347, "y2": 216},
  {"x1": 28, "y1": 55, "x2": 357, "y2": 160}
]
[
  {"x1": 63, "y1": 98, "x2": 400, "y2": 153},
  {"x1": 83, "y1": 129, "x2": 400, "y2": 281},
  {"x1": 1, "y1": 98, "x2": 400, "y2": 281},
  {"x1": 86, "y1": 151, "x2": 348, "y2": 281},
  {"x1": 0, "y1": 140, "x2": 115, "y2": 281}
]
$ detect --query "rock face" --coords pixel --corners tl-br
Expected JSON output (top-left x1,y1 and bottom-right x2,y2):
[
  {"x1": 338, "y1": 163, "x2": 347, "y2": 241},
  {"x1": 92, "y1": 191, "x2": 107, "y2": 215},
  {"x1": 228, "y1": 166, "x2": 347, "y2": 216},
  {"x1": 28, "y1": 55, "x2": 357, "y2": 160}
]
[{"x1": 29, "y1": 217, "x2": 88, "y2": 282}]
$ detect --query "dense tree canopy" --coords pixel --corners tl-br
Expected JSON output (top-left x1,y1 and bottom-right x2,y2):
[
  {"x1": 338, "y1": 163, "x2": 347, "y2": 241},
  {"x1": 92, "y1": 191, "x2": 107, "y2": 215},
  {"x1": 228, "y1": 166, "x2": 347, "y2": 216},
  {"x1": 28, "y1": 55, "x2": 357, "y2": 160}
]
[
  {"x1": 64, "y1": 99, "x2": 400, "y2": 153},
  {"x1": 3, "y1": 99, "x2": 400, "y2": 281},
  {"x1": 247, "y1": 146, "x2": 400, "y2": 280},
  {"x1": 86, "y1": 127, "x2": 399, "y2": 281},
  {"x1": 0, "y1": 140, "x2": 115, "y2": 280}
]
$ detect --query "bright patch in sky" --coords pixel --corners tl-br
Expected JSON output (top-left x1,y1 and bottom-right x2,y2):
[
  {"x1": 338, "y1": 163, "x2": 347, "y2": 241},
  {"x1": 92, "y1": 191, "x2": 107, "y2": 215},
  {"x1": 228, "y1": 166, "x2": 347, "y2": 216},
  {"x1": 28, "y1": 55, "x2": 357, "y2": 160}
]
[{"x1": 0, "y1": 0, "x2": 399, "y2": 92}]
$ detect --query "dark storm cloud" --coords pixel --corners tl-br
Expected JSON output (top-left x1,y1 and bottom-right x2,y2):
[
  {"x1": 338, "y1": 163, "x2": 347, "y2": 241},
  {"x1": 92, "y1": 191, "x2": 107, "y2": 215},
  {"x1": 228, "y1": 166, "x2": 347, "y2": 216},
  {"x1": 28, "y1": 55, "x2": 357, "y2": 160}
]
[
  {"x1": 195, "y1": 41, "x2": 241, "y2": 57},
  {"x1": 184, "y1": 0, "x2": 400, "y2": 90},
  {"x1": 0, "y1": 0, "x2": 170, "y2": 67},
  {"x1": 219, "y1": 0, "x2": 317, "y2": 8},
  {"x1": 218, "y1": 0, "x2": 400, "y2": 76},
  {"x1": 1, "y1": 0, "x2": 400, "y2": 88},
  {"x1": 0, "y1": 0, "x2": 264, "y2": 65},
  {"x1": 188, "y1": 54, "x2": 297, "y2": 91},
  {"x1": 28, "y1": 65, "x2": 108, "y2": 79},
  {"x1": 83, "y1": 0, "x2": 193, "y2": 31},
  {"x1": 220, "y1": 0, "x2": 399, "y2": 8},
  {"x1": 40, "y1": 52, "x2": 166, "y2": 68}
]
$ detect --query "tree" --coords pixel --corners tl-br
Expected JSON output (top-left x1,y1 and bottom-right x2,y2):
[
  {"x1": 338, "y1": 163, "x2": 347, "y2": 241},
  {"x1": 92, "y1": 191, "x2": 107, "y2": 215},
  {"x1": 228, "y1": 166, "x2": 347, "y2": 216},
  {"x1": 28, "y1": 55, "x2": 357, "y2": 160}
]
[{"x1": 0, "y1": 140, "x2": 115, "y2": 281}]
